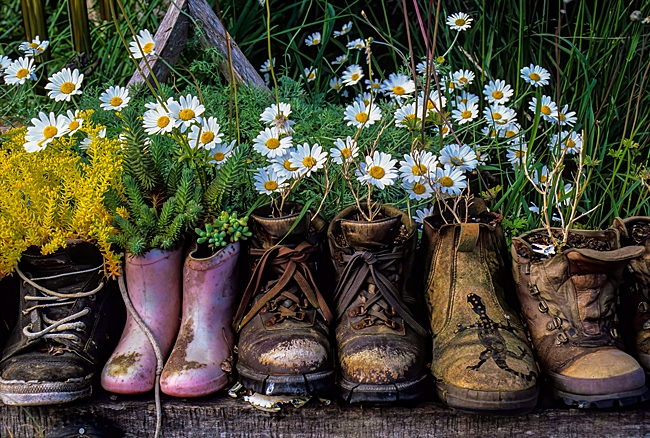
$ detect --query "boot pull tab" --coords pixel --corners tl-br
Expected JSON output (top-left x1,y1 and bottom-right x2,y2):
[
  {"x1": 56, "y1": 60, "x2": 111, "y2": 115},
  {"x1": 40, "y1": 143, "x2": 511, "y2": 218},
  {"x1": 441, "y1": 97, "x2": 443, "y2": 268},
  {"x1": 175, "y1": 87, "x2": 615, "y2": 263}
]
[{"x1": 457, "y1": 223, "x2": 480, "y2": 252}]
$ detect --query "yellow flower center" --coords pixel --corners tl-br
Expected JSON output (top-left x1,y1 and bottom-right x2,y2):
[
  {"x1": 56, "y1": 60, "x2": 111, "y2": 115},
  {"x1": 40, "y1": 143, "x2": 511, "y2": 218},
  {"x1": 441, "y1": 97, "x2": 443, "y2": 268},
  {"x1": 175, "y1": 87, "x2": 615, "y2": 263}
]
[
  {"x1": 302, "y1": 156, "x2": 317, "y2": 168},
  {"x1": 492, "y1": 90, "x2": 504, "y2": 100},
  {"x1": 313, "y1": 39, "x2": 320, "y2": 45},
  {"x1": 505, "y1": 130, "x2": 516, "y2": 138},
  {"x1": 28, "y1": 42, "x2": 39, "y2": 49},
  {"x1": 540, "y1": 174, "x2": 548, "y2": 183},
  {"x1": 450, "y1": 156, "x2": 464, "y2": 166},
  {"x1": 341, "y1": 148, "x2": 352, "y2": 158},
  {"x1": 60, "y1": 82, "x2": 76, "y2": 94},
  {"x1": 351, "y1": 73, "x2": 360, "y2": 81},
  {"x1": 355, "y1": 112, "x2": 369, "y2": 123},
  {"x1": 461, "y1": 110, "x2": 472, "y2": 119},
  {"x1": 439, "y1": 176, "x2": 453, "y2": 187},
  {"x1": 393, "y1": 85, "x2": 406, "y2": 95},
  {"x1": 372, "y1": 82, "x2": 380, "y2": 89},
  {"x1": 110, "y1": 96, "x2": 123, "y2": 107},
  {"x1": 214, "y1": 152, "x2": 225, "y2": 161},
  {"x1": 179, "y1": 108, "x2": 195, "y2": 121},
  {"x1": 264, "y1": 180, "x2": 278, "y2": 191},
  {"x1": 363, "y1": 99, "x2": 371, "y2": 106},
  {"x1": 454, "y1": 18, "x2": 466, "y2": 26},
  {"x1": 559, "y1": 113, "x2": 566, "y2": 121},
  {"x1": 529, "y1": 72, "x2": 541, "y2": 82},
  {"x1": 143, "y1": 42, "x2": 155, "y2": 54},
  {"x1": 565, "y1": 138, "x2": 576, "y2": 148},
  {"x1": 157, "y1": 116, "x2": 170, "y2": 128},
  {"x1": 43, "y1": 126, "x2": 58, "y2": 139},
  {"x1": 284, "y1": 160, "x2": 298, "y2": 171},
  {"x1": 265, "y1": 138, "x2": 280, "y2": 149},
  {"x1": 413, "y1": 183, "x2": 426, "y2": 195},
  {"x1": 541, "y1": 105, "x2": 551, "y2": 116},
  {"x1": 201, "y1": 131, "x2": 215, "y2": 144},
  {"x1": 16, "y1": 68, "x2": 29, "y2": 79},
  {"x1": 459, "y1": 77, "x2": 468, "y2": 84},
  {"x1": 426, "y1": 100, "x2": 435, "y2": 110},
  {"x1": 515, "y1": 150, "x2": 524, "y2": 158},
  {"x1": 492, "y1": 113, "x2": 502, "y2": 120},
  {"x1": 441, "y1": 125, "x2": 449, "y2": 134},
  {"x1": 436, "y1": 56, "x2": 445, "y2": 64},
  {"x1": 369, "y1": 166, "x2": 385, "y2": 179},
  {"x1": 69, "y1": 120, "x2": 80, "y2": 131},
  {"x1": 333, "y1": 84, "x2": 341, "y2": 90},
  {"x1": 412, "y1": 163, "x2": 427, "y2": 176}
]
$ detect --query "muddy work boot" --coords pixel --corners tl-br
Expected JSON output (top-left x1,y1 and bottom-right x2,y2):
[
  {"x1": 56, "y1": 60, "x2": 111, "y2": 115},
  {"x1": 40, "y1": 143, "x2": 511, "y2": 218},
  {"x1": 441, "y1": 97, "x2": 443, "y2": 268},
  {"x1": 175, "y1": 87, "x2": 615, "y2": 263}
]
[
  {"x1": 512, "y1": 228, "x2": 648, "y2": 408},
  {"x1": 421, "y1": 200, "x2": 538, "y2": 414},
  {"x1": 0, "y1": 240, "x2": 121, "y2": 406},
  {"x1": 328, "y1": 204, "x2": 428, "y2": 403},
  {"x1": 233, "y1": 203, "x2": 335, "y2": 397},
  {"x1": 613, "y1": 216, "x2": 650, "y2": 375}
]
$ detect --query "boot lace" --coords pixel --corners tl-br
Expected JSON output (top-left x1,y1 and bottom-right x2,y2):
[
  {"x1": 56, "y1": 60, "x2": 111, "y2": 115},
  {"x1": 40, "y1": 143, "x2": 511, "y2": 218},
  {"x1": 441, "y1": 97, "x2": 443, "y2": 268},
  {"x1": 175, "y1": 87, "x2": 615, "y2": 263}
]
[
  {"x1": 233, "y1": 241, "x2": 333, "y2": 331},
  {"x1": 333, "y1": 250, "x2": 427, "y2": 337},
  {"x1": 16, "y1": 265, "x2": 104, "y2": 344}
]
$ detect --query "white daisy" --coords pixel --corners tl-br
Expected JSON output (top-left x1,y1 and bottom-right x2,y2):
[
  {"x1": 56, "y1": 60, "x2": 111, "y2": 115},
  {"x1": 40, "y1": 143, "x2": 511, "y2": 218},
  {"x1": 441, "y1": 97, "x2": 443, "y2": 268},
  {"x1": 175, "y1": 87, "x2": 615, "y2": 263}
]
[
  {"x1": 304, "y1": 67, "x2": 317, "y2": 82},
  {"x1": 435, "y1": 124, "x2": 451, "y2": 138},
  {"x1": 394, "y1": 103, "x2": 422, "y2": 129},
  {"x1": 129, "y1": 29, "x2": 156, "y2": 59},
  {"x1": 484, "y1": 104, "x2": 517, "y2": 127},
  {"x1": 452, "y1": 69, "x2": 475, "y2": 89},
  {"x1": 503, "y1": 122, "x2": 522, "y2": 141},
  {"x1": 529, "y1": 202, "x2": 540, "y2": 214},
  {"x1": 420, "y1": 90, "x2": 447, "y2": 113},
  {"x1": 380, "y1": 73, "x2": 415, "y2": 99},
  {"x1": 416, "y1": 60, "x2": 430, "y2": 75},
  {"x1": 474, "y1": 146, "x2": 489, "y2": 165},
  {"x1": 253, "y1": 127, "x2": 292, "y2": 158},
  {"x1": 481, "y1": 125, "x2": 501, "y2": 139},
  {"x1": 483, "y1": 79, "x2": 513, "y2": 104},
  {"x1": 550, "y1": 130, "x2": 582, "y2": 155},
  {"x1": 399, "y1": 150, "x2": 438, "y2": 182},
  {"x1": 331, "y1": 136, "x2": 359, "y2": 165},
  {"x1": 0, "y1": 55, "x2": 12, "y2": 73},
  {"x1": 506, "y1": 142, "x2": 529, "y2": 169},
  {"x1": 452, "y1": 90, "x2": 479, "y2": 107},
  {"x1": 446, "y1": 12, "x2": 473, "y2": 31},
  {"x1": 289, "y1": 143, "x2": 328, "y2": 178},
  {"x1": 533, "y1": 165, "x2": 550, "y2": 187},
  {"x1": 520, "y1": 64, "x2": 551, "y2": 87},
  {"x1": 260, "y1": 58, "x2": 275, "y2": 73},
  {"x1": 99, "y1": 85, "x2": 130, "y2": 111},
  {"x1": 188, "y1": 116, "x2": 224, "y2": 149},
  {"x1": 451, "y1": 101, "x2": 479, "y2": 124},
  {"x1": 365, "y1": 78, "x2": 381, "y2": 91},
  {"x1": 80, "y1": 128, "x2": 106, "y2": 150},
  {"x1": 357, "y1": 151, "x2": 398, "y2": 189},
  {"x1": 439, "y1": 144, "x2": 478, "y2": 172},
  {"x1": 404, "y1": 180, "x2": 434, "y2": 200},
  {"x1": 260, "y1": 102, "x2": 295, "y2": 134},
  {"x1": 330, "y1": 77, "x2": 343, "y2": 92},
  {"x1": 347, "y1": 38, "x2": 365, "y2": 50},
  {"x1": 436, "y1": 165, "x2": 467, "y2": 196},
  {"x1": 270, "y1": 149, "x2": 302, "y2": 179},
  {"x1": 556, "y1": 104, "x2": 577, "y2": 126},
  {"x1": 529, "y1": 95, "x2": 558, "y2": 122},
  {"x1": 255, "y1": 167, "x2": 288, "y2": 195},
  {"x1": 24, "y1": 112, "x2": 69, "y2": 153},
  {"x1": 334, "y1": 21, "x2": 353, "y2": 37},
  {"x1": 413, "y1": 206, "x2": 434, "y2": 224},
  {"x1": 143, "y1": 106, "x2": 175, "y2": 135},
  {"x1": 62, "y1": 110, "x2": 83, "y2": 135},
  {"x1": 44, "y1": 68, "x2": 84, "y2": 102},
  {"x1": 168, "y1": 94, "x2": 205, "y2": 132},
  {"x1": 305, "y1": 32, "x2": 321, "y2": 46},
  {"x1": 4, "y1": 57, "x2": 36, "y2": 85},
  {"x1": 356, "y1": 92, "x2": 374, "y2": 107},
  {"x1": 210, "y1": 140, "x2": 235, "y2": 167},
  {"x1": 341, "y1": 64, "x2": 364, "y2": 86},
  {"x1": 144, "y1": 97, "x2": 174, "y2": 112},
  {"x1": 344, "y1": 101, "x2": 382, "y2": 128},
  {"x1": 19, "y1": 36, "x2": 49, "y2": 57},
  {"x1": 332, "y1": 54, "x2": 348, "y2": 65}
]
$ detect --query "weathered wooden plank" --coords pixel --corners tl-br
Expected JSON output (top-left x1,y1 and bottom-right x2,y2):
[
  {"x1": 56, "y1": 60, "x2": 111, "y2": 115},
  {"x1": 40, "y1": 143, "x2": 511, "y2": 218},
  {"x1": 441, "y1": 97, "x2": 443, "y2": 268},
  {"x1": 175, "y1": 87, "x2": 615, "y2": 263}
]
[
  {"x1": 128, "y1": 0, "x2": 190, "y2": 87},
  {"x1": 2, "y1": 388, "x2": 650, "y2": 437},
  {"x1": 187, "y1": 0, "x2": 268, "y2": 89}
]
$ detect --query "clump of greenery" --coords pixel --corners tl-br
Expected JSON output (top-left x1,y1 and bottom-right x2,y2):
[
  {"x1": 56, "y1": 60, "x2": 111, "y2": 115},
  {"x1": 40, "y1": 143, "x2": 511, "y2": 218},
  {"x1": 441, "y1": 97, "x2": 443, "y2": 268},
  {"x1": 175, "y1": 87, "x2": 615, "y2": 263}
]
[{"x1": 195, "y1": 211, "x2": 252, "y2": 251}]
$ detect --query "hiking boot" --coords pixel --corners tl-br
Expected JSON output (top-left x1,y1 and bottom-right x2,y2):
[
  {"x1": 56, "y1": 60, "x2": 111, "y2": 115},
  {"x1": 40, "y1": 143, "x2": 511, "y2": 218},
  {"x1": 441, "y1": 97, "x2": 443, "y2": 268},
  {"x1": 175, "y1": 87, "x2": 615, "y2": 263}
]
[
  {"x1": 0, "y1": 240, "x2": 122, "y2": 406},
  {"x1": 233, "y1": 203, "x2": 335, "y2": 396},
  {"x1": 613, "y1": 216, "x2": 650, "y2": 375},
  {"x1": 421, "y1": 199, "x2": 538, "y2": 414},
  {"x1": 512, "y1": 227, "x2": 649, "y2": 408},
  {"x1": 328, "y1": 204, "x2": 428, "y2": 403}
]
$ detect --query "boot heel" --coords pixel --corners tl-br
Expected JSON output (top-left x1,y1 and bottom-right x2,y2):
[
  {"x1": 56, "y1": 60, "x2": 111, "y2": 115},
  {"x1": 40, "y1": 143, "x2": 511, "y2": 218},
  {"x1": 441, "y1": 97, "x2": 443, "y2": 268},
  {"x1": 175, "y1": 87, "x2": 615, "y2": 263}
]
[
  {"x1": 552, "y1": 385, "x2": 650, "y2": 408},
  {"x1": 340, "y1": 373, "x2": 427, "y2": 403},
  {"x1": 236, "y1": 363, "x2": 335, "y2": 396}
]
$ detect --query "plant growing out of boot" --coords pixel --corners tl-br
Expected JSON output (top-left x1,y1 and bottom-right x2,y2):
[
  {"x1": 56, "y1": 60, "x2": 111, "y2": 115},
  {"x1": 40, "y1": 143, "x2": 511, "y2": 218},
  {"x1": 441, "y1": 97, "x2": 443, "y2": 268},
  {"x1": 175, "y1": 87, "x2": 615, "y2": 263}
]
[{"x1": 195, "y1": 211, "x2": 252, "y2": 252}]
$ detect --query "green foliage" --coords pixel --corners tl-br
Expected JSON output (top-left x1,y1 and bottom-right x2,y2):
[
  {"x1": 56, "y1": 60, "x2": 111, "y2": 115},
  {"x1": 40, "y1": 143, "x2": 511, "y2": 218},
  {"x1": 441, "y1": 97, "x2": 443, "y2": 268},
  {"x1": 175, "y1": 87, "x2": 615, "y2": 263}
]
[{"x1": 195, "y1": 211, "x2": 252, "y2": 252}]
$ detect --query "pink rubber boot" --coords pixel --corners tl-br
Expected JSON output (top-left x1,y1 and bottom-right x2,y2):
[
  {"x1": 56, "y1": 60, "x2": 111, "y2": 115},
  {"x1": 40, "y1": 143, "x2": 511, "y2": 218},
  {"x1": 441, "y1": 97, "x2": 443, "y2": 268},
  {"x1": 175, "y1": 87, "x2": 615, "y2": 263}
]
[
  {"x1": 101, "y1": 248, "x2": 183, "y2": 394},
  {"x1": 160, "y1": 242, "x2": 240, "y2": 397}
]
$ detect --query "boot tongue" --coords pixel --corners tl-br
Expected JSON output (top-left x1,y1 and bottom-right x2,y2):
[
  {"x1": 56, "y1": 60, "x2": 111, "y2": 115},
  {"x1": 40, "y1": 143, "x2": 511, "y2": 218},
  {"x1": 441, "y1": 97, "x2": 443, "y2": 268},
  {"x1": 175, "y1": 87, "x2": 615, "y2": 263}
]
[
  {"x1": 339, "y1": 214, "x2": 402, "y2": 251},
  {"x1": 251, "y1": 211, "x2": 311, "y2": 249}
]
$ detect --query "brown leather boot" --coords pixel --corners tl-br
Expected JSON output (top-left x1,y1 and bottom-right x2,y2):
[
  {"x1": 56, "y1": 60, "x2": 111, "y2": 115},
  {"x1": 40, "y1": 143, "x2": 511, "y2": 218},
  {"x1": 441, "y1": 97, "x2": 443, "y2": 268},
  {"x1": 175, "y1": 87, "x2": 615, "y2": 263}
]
[
  {"x1": 421, "y1": 199, "x2": 538, "y2": 414},
  {"x1": 233, "y1": 203, "x2": 335, "y2": 396},
  {"x1": 512, "y1": 228, "x2": 649, "y2": 408},
  {"x1": 613, "y1": 216, "x2": 650, "y2": 374},
  {"x1": 328, "y1": 204, "x2": 428, "y2": 403}
]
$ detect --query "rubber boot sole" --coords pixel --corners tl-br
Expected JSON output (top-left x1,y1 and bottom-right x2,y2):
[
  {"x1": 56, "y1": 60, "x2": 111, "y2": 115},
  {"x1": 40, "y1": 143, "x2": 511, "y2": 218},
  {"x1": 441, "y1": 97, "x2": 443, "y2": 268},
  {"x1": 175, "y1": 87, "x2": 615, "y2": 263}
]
[
  {"x1": 436, "y1": 381, "x2": 539, "y2": 415},
  {"x1": 340, "y1": 373, "x2": 427, "y2": 403},
  {"x1": 236, "y1": 363, "x2": 335, "y2": 396},
  {"x1": 552, "y1": 385, "x2": 650, "y2": 408},
  {"x1": 0, "y1": 374, "x2": 93, "y2": 406}
]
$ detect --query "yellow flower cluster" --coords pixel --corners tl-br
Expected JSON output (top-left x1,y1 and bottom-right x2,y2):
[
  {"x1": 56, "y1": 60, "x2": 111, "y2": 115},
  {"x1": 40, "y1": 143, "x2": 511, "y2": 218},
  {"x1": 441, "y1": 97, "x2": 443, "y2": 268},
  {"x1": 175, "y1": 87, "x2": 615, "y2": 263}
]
[{"x1": 0, "y1": 114, "x2": 124, "y2": 279}]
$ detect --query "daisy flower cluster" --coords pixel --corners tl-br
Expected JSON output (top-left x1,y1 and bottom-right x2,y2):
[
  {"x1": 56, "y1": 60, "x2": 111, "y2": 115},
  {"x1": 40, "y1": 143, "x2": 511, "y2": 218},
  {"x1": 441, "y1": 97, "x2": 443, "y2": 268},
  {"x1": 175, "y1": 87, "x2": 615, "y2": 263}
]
[{"x1": 1, "y1": 36, "x2": 49, "y2": 85}]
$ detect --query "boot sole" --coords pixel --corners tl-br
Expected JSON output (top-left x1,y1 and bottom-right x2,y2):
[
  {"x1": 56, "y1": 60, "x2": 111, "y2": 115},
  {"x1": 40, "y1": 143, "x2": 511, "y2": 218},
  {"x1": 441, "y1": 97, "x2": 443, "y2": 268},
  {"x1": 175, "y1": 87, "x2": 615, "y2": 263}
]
[
  {"x1": 340, "y1": 373, "x2": 426, "y2": 403},
  {"x1": 0, "y1": 374, "x2": 93, "y2": 406},
  {"x1": 552, "y1": 385, "x2": 650, "y2": 408},
  {"x1": 436, "y1": 382, "x2": 539, "y2": 415},
  {"x1": 236, "y1": 363, "x2": 335, "y2": 396}
]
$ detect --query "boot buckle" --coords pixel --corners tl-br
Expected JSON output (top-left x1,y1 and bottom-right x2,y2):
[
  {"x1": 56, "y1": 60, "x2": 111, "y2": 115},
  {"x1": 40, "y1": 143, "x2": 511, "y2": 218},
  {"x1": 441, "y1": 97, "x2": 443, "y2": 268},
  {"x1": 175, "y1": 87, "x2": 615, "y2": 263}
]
[
  {"x1": 528, "y1": 283, "x2": 540, "y2": 296},
  {"x1": 610, "y1": 328, "x2": 619, "y2": 339},
  {"x1": 556, "y1": 332, "x2": 568, "y2": 345},
  {"x1": 538, "y1": 300, "x2": 549, "y2": 313},
  {"x1": 638, "y1": 302, "x2": 650, "y2": 313}
]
